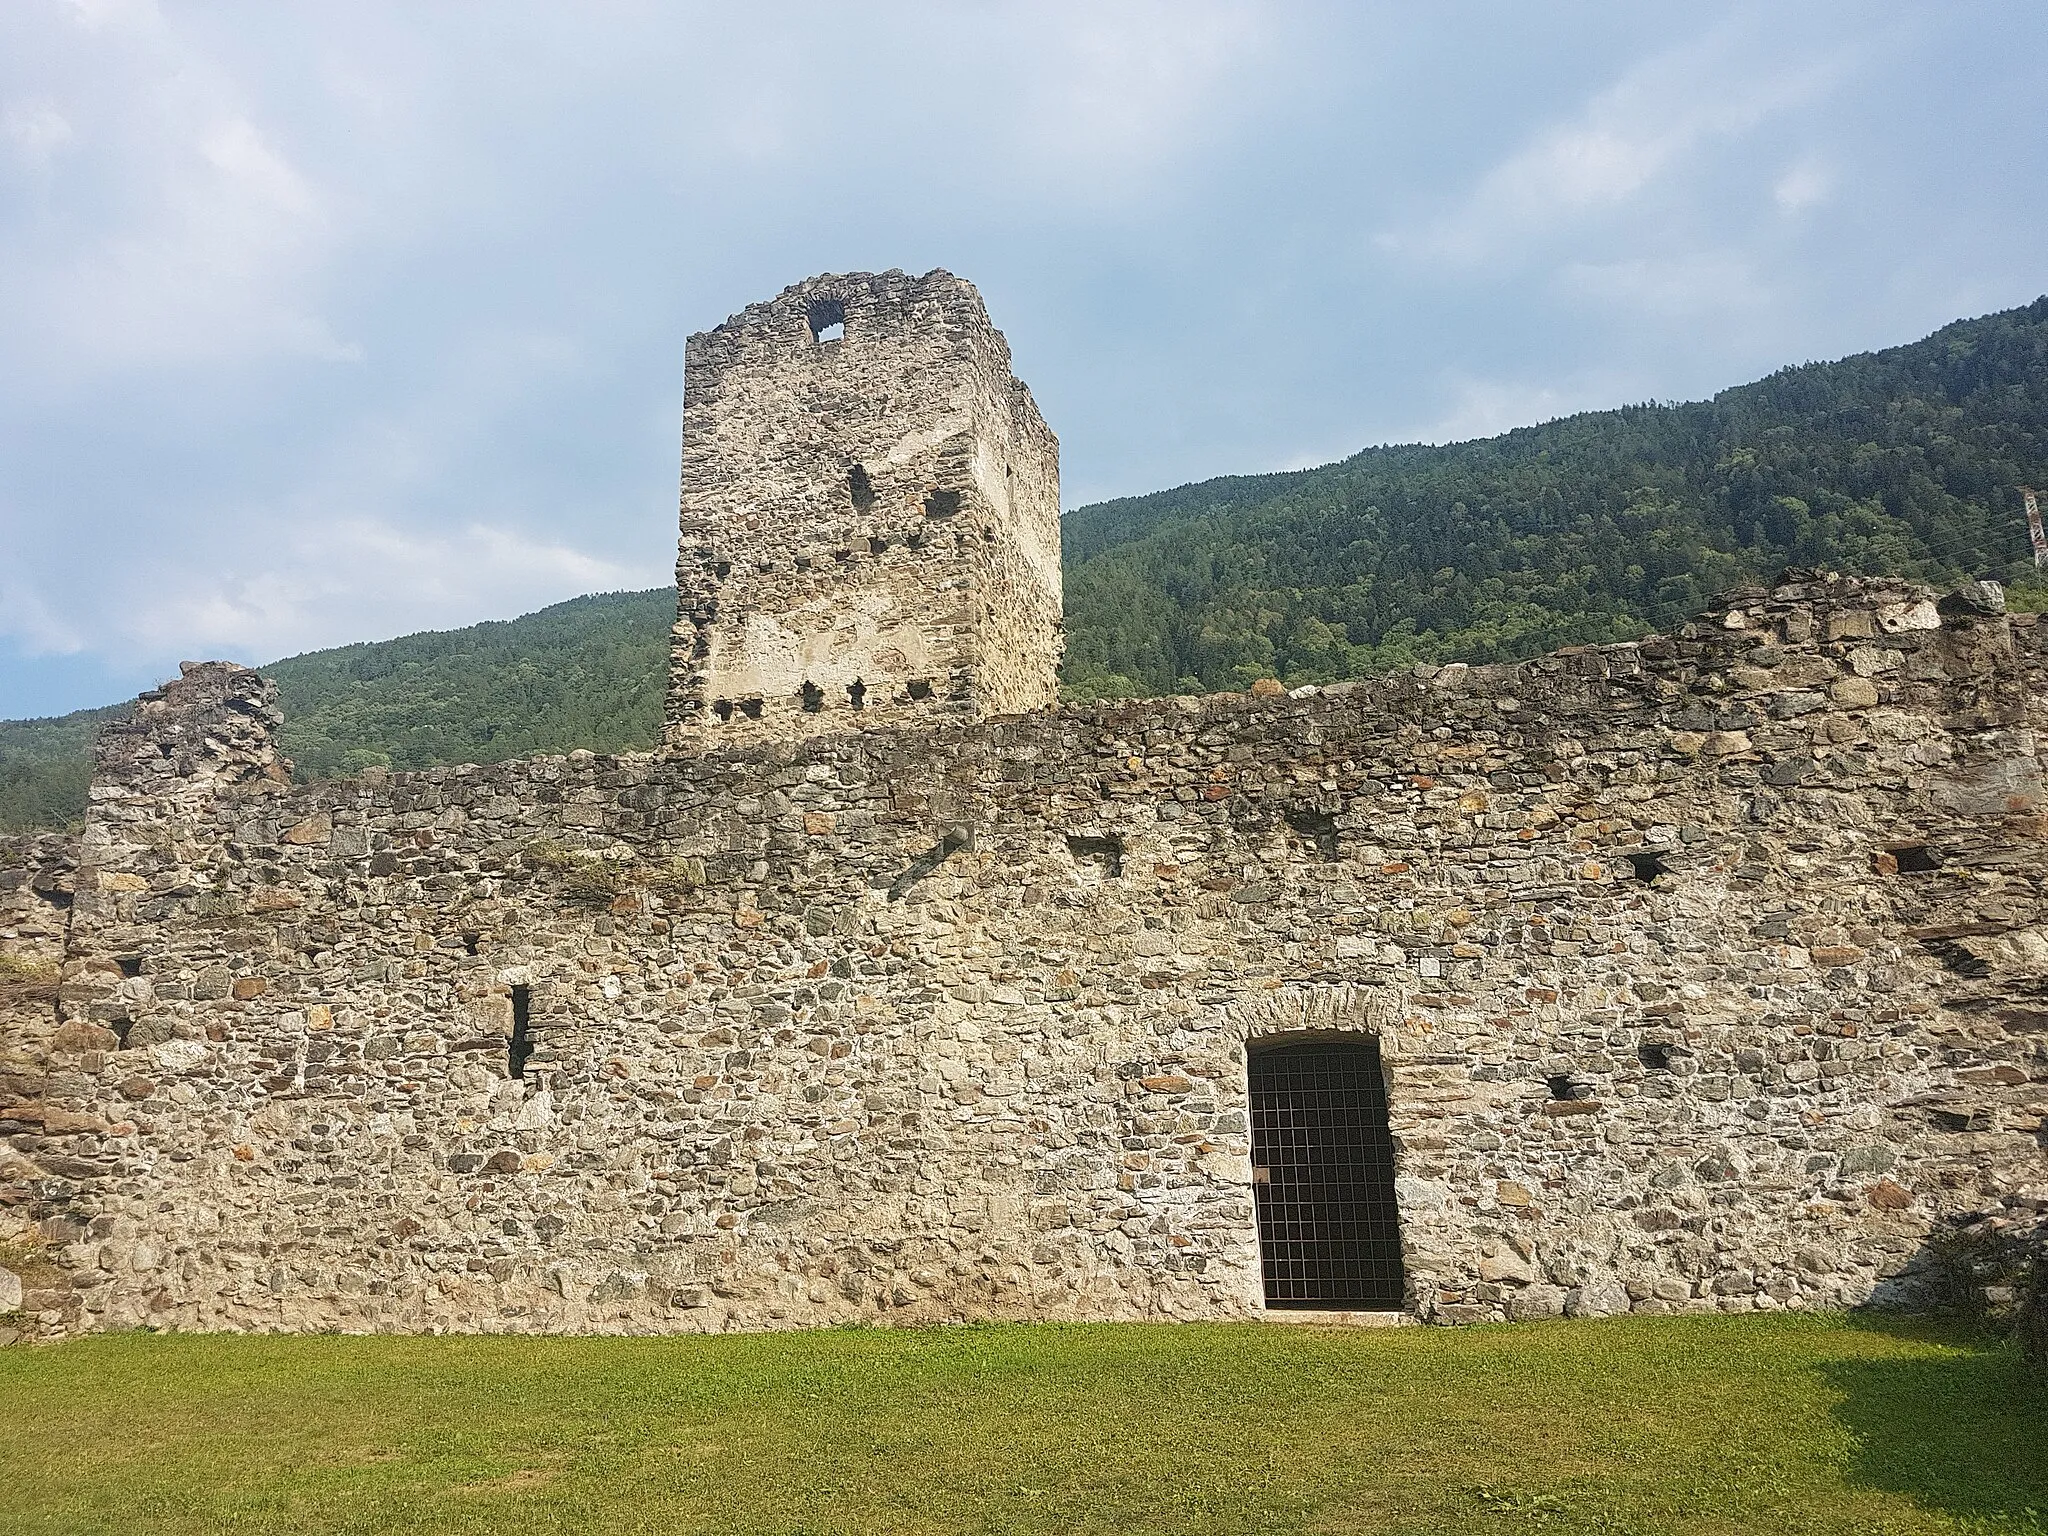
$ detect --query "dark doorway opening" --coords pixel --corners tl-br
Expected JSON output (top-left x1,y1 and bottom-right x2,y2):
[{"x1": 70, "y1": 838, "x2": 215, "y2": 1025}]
[{"x1": 1249, "y1": 1037, "x2": 1406, "y2": 1309}]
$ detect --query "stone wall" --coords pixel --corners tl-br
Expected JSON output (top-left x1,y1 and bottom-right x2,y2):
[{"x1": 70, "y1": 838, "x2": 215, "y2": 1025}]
[
  {"x1": 665, "y1": 271, "x2": 1061, "y2": 751},
  {"x1": 1, "y1": 830, "x2": 77, "y2": 1337},
  {"x1": 4, "y1": 572, "x2": 2044, "y2": 1338}
]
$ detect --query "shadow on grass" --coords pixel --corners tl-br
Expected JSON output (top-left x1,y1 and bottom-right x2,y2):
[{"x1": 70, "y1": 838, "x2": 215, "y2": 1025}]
[{"x1": 1824, "y1": 1315, "x2": 2048, "y2": 1531}]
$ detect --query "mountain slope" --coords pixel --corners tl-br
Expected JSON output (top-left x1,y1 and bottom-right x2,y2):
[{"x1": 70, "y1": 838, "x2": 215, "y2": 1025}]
[
  {"x1": 0, "y1": 706, "x2": 116, "y2": 834},
  {"x1": 1062, "y1": 295, "x2": 2048, "y2": 696},
  {"x1": 5, "y1": 295, "x2": 2047, "y2": 831},
  {"x1": 0, "y1": 589, "x2": 672, "y2": 832},
  {"x1": 267, "y1": 587, "x2": 671, "y2": 781}
]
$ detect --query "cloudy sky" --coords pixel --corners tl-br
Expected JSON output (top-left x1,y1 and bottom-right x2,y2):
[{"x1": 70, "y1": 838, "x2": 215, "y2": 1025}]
[{"x1": 3, "y1": 2, "x2": 2045, "y2": 719}]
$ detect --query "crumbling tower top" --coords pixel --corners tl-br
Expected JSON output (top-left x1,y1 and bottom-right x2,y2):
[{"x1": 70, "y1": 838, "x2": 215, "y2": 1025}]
[{"x1": 663, "y1": 269, "x2": 1062, "y2": 750}]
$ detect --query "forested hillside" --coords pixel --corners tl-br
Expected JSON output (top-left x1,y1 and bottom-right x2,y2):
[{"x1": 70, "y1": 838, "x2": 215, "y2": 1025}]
[
  {"x1": 0, "y1": 706, "x2": 113, "y2": 834},
  {"x1": 1060, "y1": 296, "x2": 2048, "y2": 697},
  {"x1": 0, "y1": 590, "x2": 671, "y2": 831},
  {"x1": 5, "y1": 296, "x2": 2046, "y2": 831},
  {"x1": 267, "y1": 588, "x2": 670, "y2": 780}
]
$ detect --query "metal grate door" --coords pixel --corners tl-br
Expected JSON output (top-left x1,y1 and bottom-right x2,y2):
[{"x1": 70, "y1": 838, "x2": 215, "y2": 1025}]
[{"x1": 1250, "y1": 1038, "x2": 1406, "y2": 1309}]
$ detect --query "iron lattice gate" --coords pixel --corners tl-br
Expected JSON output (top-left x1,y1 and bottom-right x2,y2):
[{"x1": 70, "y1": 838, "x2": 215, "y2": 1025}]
[{"x1": 1249, "y1": 1038, "x2": 1406, "y2": 1309}]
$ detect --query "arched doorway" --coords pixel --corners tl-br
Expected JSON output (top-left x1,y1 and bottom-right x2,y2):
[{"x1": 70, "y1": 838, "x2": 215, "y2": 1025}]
[{"x1": 1249, "y1": 1037, "x2": 1406, "y2": 1309}]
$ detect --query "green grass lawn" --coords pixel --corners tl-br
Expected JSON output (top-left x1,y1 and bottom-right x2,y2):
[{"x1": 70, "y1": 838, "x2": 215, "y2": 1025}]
[{"x1": 1, "y1": 1313, "x2": 2042, "y2": 1535}]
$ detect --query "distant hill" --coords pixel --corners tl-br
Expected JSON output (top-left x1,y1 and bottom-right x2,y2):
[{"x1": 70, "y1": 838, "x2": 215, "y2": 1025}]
[
  {"x1": 0, "y1": 706, "x2": 113, "y2": 835},
  {"x1": 1060, "y1": 296, "x2": 2048, "y2": 697},
  {"x1": 6, "y1": 296, "x2": 2047, "y2": 832},
  {"x1": 0, "y1": 589, "x2": 672, "y2": 833},
  {"x1": 265, "y1": 587, "x2": 671, "y2": 781}
]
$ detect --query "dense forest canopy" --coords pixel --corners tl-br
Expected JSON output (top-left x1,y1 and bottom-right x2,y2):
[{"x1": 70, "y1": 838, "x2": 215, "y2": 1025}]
[
  {"x1": 1060, "y1": 296, "x2": 2048, "y2": 697},
  {"x1": 4, "y1": 296, "x2": 2045, "y2": 831},
  {"x1": 264, "y1": 588, "x2": 671, "y2": 782}
]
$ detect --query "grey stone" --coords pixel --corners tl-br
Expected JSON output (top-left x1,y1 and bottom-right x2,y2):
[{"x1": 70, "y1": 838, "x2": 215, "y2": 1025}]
[
  {"x1": 1509, "y1": 1285, "x2": 1567, "y2": 1321},
  {"x1": 1566, "y1": 1274, "x2": 1631, "y2": 1318}
]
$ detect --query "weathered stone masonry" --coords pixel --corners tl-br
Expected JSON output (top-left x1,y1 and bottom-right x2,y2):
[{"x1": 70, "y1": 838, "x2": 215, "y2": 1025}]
[
  {"x1": 666, "y1": 270, "x2": 1060, "y2": 751},
  {"x1": 2, "y1": 273, "x2": 2044, "y2": 1340}
]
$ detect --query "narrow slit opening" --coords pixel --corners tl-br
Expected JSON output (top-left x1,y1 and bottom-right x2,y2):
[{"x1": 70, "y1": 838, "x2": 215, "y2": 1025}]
[{"x1": 509, "y1": 986, "x2": 533, "y2": 1078}]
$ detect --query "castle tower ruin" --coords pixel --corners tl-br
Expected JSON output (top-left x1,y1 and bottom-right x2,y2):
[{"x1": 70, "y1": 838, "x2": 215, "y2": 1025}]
[{"x1": 664, "y1": 270, "x2": 1063, "y2": 749}]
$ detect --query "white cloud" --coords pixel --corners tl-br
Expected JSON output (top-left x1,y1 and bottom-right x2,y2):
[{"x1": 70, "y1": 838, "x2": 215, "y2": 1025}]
[
  {"x1": 200, "y1": 115, "x2": 316, "y2": 218},
  {"x1": 1557, "y1": 252, "x2": 1768, "y2": 319},
  {"x1": 1406, "y1": 380, "x2": 1584, "y2": 445},
  {"x1": 124, "y1": 518, "x2": 640, "y2": 663},
  {"x1": 1774, "y1": 157, "x2": 1831, "y2": 213},
  {"x1": 1005, "y1": 0, "x2": 1267, "y2": 184},
  {"x1": 0, "y1": 579, "x2": 86, "y2": 657},
  {"x1": 3, "y1": 100, "x2": 72, "y2": 164},
  {"x1": 0, "y1": 6, "x2": 357, "y2": 379},
  {"x1": 59, "y1": 0, "x2": 159, "y2": 32},
  {"x1": 1384, "y1": 28, "x2": 1845, "y2": 266},
  {"x1": 649, "y1": 0, "x2": 1271, "y2": 201}
]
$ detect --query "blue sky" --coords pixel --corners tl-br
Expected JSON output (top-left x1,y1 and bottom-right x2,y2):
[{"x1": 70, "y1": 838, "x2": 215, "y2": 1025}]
[{"x1": 3, "y1": 1, "x2": 2046, "y2": 719}]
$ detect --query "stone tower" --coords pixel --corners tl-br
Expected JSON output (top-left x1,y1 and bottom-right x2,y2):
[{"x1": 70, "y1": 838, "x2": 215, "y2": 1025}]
[{"x1": 663, "y1": 270, "x2": 1062, "y2": 749}]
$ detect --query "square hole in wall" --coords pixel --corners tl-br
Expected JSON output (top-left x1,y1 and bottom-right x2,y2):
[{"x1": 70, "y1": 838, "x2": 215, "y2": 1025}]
[
  {"x1": 1624, "y1": 850, "x2": 1668, "y2": 882},
  {"x1": 808, "y1": 298, "x2": 845, "y2": 343}
]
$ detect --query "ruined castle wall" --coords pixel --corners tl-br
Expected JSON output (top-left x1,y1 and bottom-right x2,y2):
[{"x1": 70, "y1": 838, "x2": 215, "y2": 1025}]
[
  {"x1": 666, "y1": 271, "x2": 1060, "y2": 749},
  {"x1": 0, "y1": 832, "x2": 75, "y2": 1331},
  {"x1": 964, "y1": 376, "x2": 1062, "y2": 718},
  {"x1": 6, "y1": 574, "x2": 2044, "y2": 1338}
]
